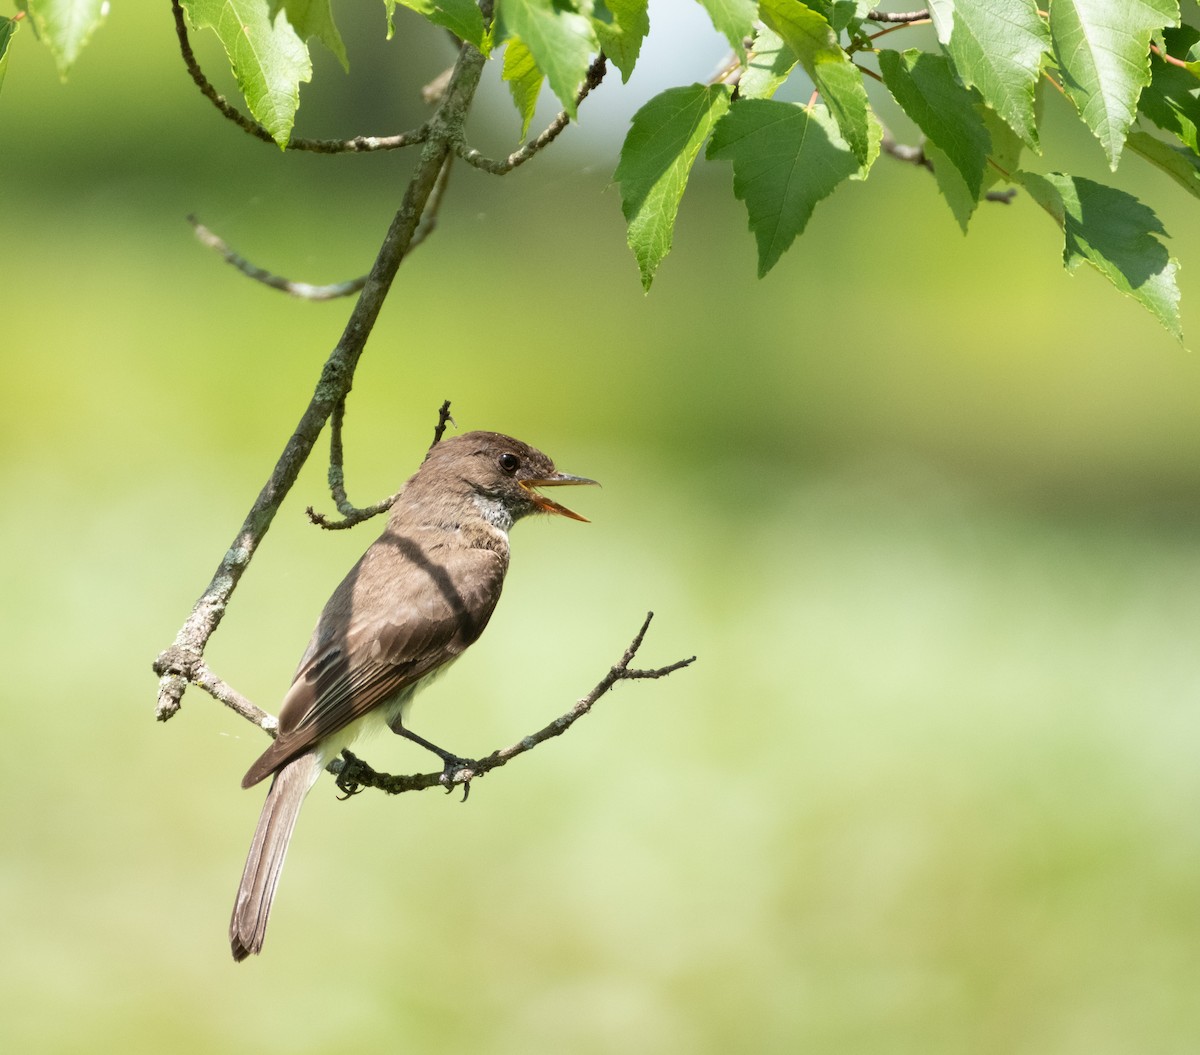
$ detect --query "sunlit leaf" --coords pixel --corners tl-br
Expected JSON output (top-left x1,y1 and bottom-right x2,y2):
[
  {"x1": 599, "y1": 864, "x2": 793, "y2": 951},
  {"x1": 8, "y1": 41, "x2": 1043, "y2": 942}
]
[
  {"x1": 707, "y1": 99, "x2": 859, "y2": 276},
  {"x1": 502, "y1": 37, "x2": 542, "y2": 140},
  {"x1": 760, "y1": 0, "x2": 878, "y2": 170},
  {"x1": 499, "y1": 0, "x2": 596, "y2": 118},
  {"x1": 1018, "y1": 171, "x2": 1181, "y2": 338},
  {"x1": 24, "y1": 0, "x2": 106, "y2": 76},
  {"x1": 592, "y1": 0, "x2": 648, "y2": 84},
  {"x1": 928, "y1": 0, "x2": 1049, "y2": 147},
  {"x1": 614, "y1": 84, "x2": 732, "y2": 289},
  {"x1": 695, "y1": 0, "x2": 756, "y2": 58},
  {"x1": 1048, "y1": 0, "x2": 1179, "y2": 169},
  {"x1": 386, "y1": 0, "x2": 489, "y2": 51},
  {"x1": 183, "y1": 0, "x2": 311, "y2": 148},
  {"x1": 272, "y1": 0, "x2": 347, "y2": 71}
]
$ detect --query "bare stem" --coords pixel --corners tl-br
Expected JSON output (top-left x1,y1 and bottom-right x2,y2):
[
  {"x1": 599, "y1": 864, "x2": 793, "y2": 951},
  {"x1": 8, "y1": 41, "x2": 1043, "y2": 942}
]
[
  {"x1": 330, "y1": 613, "x2": 696, "y2": 796},
  {"x1": 154, "y1": 32, "x2": 493, "y2": 719},
  {"x1": 457, "y1": 56, "x2": 607, "y2": 174},
  {"x1": 170, "y1": 0, "x2": 428, "y2": 154}
]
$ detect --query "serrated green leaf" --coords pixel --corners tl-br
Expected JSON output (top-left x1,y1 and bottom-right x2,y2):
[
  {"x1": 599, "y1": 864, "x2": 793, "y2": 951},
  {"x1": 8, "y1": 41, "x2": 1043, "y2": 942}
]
[
  {"x1": 182, "y1": 0, "x2": 311, "y2": 148},
  {"x1": 502, "y1": 37, "x2": 543, "y2": 139},
  {"x1": 1049, "y1": 0, "x2": 1179, "y2": 169},
  {"x1": 592, "y1": 0, "x2": 648, "y2": 83},
  {"x1": 928, "y1": 0, "x2": 1049, "y2": 148},
  {"x1": 926, "y1": 140, "x2": 978, "y2": 231},
  {"x1": 707, "y1": 99, "x2": 859, "y2": 276},
  {"x1": 272, "y1": 0, "x2": 347, "y2": 71},
  {"x1": 879, "y1": 48, "x2": 991, "y2": 199},
  {"x1": 1139, "y1": 25, "x2": 1200, "y2": 152},
  {"x1": 1017, "y1": 170, "x2": 1181, "y2": 338},
  {"x1": 614, "y1": 84, "x2": 733, "y2": 289},
  {"x1": 980, "y1": 105, "x2": 1024, "y2": 189},
  {"x1": 760, "y1": 0, "x2": 878, "y2": 170},
  {"x1": 1126, "y1": 129, "x2": 1200, "y2": 198},
  {"x1": 0, "y1": 17, "x2": 18, "y2": 96},
  {"x1": 696, "y1": 0, "x2": 757, "y2": 58},
  {"x1": 25, "y1": 0, "x2": 106, "y2": 76},
  {"x1": 498, "y1": 0, "x2": 596, "y2": 118},
  {"x1": 387, "y1": 0, "x2": 490, "y2": 52},
  {"x1": 740, "y1": 24, "x2": 797, "y2": 100}
]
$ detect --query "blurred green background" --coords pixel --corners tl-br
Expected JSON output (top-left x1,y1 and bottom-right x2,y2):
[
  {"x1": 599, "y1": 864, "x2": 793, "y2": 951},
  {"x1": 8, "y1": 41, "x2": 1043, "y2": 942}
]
[{"x1": 4, "y1": 3, "x2": 1200, "y2": 1052}]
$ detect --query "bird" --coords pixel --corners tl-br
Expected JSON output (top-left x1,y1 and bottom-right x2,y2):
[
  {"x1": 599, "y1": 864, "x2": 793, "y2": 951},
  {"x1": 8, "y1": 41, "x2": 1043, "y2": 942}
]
[{"x1": 229, "y1": 430, "x2": 596, "y2": 961}]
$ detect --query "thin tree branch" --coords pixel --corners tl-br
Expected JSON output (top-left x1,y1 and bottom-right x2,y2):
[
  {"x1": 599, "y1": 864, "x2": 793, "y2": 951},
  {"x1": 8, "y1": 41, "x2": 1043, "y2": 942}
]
[
  {"x1": 170, "y1": 0, "x2": 428, "y2": 154},
  {"x1": 882, "y1": 131, "x2": 1018, "y2": 203},
  {"x1": 188, "y1": 216, "x2": 368, "y2": 300},
  {"x1": 457, "y1": 56, "x2": 607, "y2": 175},
  {"x1": 154, "y1": 26, "x2": 494, "y2": 720},
  {"x1": 430, "y1": 400, "x2": 456, "y2": 446},
  {"x1": 331, "y1": 613, "x2": 696, "y2": 797},
  {"x1": 188, "y1": 155, "x2": 454, "y2": 298},
  {"x1": 866, "y1": 8, "x2": 930, "y2": 22},
  {"x1": 305, "y1": 398, "x2": 456, "y2": 530}
]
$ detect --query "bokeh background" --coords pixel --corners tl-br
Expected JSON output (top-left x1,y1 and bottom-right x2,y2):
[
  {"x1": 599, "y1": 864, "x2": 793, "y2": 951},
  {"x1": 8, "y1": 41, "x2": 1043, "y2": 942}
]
[{"x1": 5, "y1": 3, "x2": 1200, "y2": 1052}]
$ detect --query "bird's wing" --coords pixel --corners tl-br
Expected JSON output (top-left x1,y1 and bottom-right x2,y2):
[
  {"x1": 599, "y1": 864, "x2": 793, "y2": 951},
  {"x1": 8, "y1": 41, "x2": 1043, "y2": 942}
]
[{"x1": 241, "y1": 535, "x2": 506, "y2": 787}]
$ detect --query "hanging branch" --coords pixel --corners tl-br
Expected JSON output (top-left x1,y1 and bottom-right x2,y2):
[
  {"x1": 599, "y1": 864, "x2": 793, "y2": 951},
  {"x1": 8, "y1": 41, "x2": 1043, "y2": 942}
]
[
  {"x1": 153, "y1": 29, "x2": 494, "y2": 720},
  {"x1": 170, "y1": 0, "x2": 428, "y2": 154}
]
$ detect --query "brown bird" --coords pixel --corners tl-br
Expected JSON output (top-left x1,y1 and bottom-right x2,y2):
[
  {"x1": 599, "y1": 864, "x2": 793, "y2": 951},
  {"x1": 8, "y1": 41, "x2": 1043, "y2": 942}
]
[{"x1": 229, "y1": 431, "x2": 596, "y2": 961}]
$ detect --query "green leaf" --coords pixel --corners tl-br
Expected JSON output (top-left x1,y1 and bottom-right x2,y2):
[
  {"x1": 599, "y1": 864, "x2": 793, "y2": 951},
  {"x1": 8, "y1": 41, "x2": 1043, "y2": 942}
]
[
  {"x1": 696, "y1": 0, "x2": 757, "y2": 58},
  {"x1": 1126, "y1": 129, "x2": 1200, "y2": 199},
  {"x1": 182, "y1": 0, "x2": 312, "y2": 148},
  {"x1": 1017, "y1": 170, "x2": 1181, "y2": 338},
  {"x1": 707, "y1": 99, "x2": 859, "y2": 276},
  {"x1": 0, "y1": 16, "x2": 18, "y2": 96},
  {"x1": 1049, "y1": 0, "x2": 1179, "y2": 169},
  {"x1": 1139, "y1": 25, "x2": 1200, "y2": 152},
  {"x1": 498, "y1": 0, "x2": 597, "y2": 118},
  {"x1": 740, "y1": 24, "x2": 797, "y2": 101},
  {"x1": 387, "y1": 0, "x2": 490, "y2": 52},
  {"x1": 502, "y1": 37, "x2": 543, "y2": 139},
  {"x1": 592, "y1": 0, "x2": 649, "y2": 84},
  {"x1": 614, "y1": 84, "x2": 733, "y2": 289},
  {"x1": 806, "y1": 0, "x2": 873, "y2": 35},
  {"x1": 760, "y1": 0, "x2": 878, "y2": 170},
  {"x1": 25, "y1": 0, "x2": 107, "y2": 76},
  {"x1": 928, "y1": 0, "x2": 1049, "y2": 148},
  {"x1": 879, "y1": 48, "x2": 991, "y2": 199},
  {"x1": 272, "y1": 0, "x2": 347, "y2": 71},
  {"x1": 926, "y1": 140, "x2": 979, "y2": 231}
]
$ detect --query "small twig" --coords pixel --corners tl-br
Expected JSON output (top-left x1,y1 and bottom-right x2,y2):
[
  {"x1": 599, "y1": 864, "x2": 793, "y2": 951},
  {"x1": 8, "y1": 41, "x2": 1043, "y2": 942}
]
[
  {"x1": 1150, "y1": 43, "x2": 1195, "y2": 71},
  {"x1": 430, "y1": 400, "x2": 456, "y2": 447},
  {"x1": 188, "y1": 154, "x2": 451, "y2": 298},
  {"x1": 866, "y1": 8, "x2": 930, "y2": 22},
  {"x1": 305, "y1": 399, "x2": 402, "y2": 530},
  {"x1": 883, "y1": 132, "x2": 1018, "y2": 203},
  {"x1": 457, "y1": 55, "x2": 607, "y2": 175},
  {"x1": 188, "y1": 216, "x2": 368, "y2": 300},
  {"x1": 170, "y1": 0, "x2": 428, "y2": 154},
  {"x1": 330, "y1": 613, "x2": 696, "y2": 796},
  {"x1": 191, "y1": 662, "x2": 277, "y2": 731}
]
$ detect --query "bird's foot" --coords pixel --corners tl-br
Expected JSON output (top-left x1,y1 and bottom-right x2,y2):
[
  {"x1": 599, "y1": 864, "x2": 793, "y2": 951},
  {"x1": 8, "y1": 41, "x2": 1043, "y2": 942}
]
[{"x1": 439, "y1": 755, "x2": 477, "y2": 801}]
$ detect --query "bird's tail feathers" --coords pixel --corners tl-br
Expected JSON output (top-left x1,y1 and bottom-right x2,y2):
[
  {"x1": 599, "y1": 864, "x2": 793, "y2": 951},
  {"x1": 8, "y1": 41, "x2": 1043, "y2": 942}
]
[{"x1": 229, "y1": 751, "x2": 322, "y2": 962}]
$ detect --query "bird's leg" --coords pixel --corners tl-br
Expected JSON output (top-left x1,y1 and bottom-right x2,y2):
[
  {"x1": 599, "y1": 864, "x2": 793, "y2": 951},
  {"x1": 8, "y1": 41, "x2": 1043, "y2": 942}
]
[{"x1": 387, "y1": 715, "x2": 477, "y2": 793}]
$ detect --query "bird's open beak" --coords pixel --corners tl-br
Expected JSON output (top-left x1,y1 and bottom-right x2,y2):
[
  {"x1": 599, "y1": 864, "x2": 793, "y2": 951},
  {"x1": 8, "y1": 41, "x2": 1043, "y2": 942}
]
[{"x1": 520, "y1": 473, "x2": 599, "y2": 522}]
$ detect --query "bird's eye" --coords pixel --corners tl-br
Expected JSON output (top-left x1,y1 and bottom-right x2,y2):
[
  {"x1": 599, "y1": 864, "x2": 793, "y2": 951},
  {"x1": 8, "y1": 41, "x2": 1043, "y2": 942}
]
[{"x1": 498, "y1": 452, "x2": 520, "y2": 474}]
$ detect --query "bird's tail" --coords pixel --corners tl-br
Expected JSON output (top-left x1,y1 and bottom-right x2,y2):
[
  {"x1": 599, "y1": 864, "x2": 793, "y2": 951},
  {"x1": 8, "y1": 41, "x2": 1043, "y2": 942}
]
[{"x1": 229, "y1": 751, "x2": 322, "y2": 962}]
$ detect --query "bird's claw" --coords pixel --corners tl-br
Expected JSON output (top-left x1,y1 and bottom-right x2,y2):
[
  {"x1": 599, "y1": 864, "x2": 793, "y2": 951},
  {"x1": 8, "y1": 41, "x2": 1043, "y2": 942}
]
[{"x1": 438, "y1": 756, "x2": 477, "y2": 801}]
